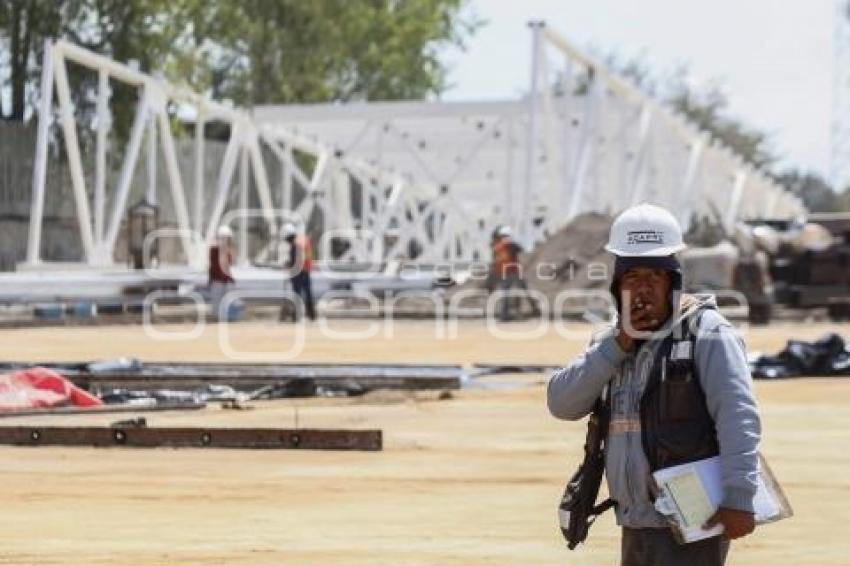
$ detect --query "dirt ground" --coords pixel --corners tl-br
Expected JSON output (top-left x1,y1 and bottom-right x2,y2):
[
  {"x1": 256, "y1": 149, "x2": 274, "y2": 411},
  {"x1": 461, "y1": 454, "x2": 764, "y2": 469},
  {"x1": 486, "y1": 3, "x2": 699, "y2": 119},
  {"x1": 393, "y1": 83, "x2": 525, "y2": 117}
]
[{"x1": 0, "y1": 319, "x2": 848, "y2": 565}]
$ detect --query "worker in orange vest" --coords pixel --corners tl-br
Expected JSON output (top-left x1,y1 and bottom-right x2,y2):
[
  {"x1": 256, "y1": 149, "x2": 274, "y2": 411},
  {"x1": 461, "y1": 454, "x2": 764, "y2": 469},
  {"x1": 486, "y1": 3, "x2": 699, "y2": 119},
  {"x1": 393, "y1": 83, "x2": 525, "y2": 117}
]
[
  {"x1": 208, "y1": 225, "x2": 235, "y2": 321},
  {"x1": 491, "y1": 225, "x2": 539, "y2": 320},
  {"x1": 281, "y1": 223, "x2": 316, "y2": 321}
]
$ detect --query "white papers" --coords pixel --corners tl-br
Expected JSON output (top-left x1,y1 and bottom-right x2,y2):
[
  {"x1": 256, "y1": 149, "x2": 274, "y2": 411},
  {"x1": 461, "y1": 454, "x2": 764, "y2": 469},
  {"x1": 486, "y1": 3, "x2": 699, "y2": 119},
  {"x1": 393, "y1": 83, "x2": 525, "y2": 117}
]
[
  {"x1": 665, "y1": 470, "x2": 715, "y2": 529},
  {"x1": 652, "y1": 454, "x2": 792, "y2": 544}
]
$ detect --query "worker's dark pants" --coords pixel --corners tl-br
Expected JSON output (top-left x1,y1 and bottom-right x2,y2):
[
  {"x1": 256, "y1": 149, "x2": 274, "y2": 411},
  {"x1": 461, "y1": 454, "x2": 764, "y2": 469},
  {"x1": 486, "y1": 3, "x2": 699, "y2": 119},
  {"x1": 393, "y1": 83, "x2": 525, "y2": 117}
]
[
  {"x1": 291, "y1": 271, "x2": 316, "y2": 321},
  {"x1": 496, "y1": 273, "x2": 539, "y2": 320},
  {"x1": 621, "y1": 527, "x2": 729, "y2": 566}
]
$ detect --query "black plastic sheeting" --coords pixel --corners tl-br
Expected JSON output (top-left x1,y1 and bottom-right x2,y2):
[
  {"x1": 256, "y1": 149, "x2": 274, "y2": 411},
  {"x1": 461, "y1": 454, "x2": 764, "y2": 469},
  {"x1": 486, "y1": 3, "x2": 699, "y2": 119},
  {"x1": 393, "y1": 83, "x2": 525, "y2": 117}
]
[{"x1": 750, "y1": 333, "x2": 850, "y2": 379}]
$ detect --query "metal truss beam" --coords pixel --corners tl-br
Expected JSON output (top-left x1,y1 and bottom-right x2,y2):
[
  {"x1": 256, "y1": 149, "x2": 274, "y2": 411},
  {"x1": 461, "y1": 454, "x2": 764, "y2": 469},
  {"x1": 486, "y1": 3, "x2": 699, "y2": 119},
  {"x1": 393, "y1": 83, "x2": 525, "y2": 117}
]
[
  {"x1": 0, "y1": 426, "x2": 382, "y2": 451},
  {"x1": 26, "y1": 29, "x2": 806, "y2": 272}
]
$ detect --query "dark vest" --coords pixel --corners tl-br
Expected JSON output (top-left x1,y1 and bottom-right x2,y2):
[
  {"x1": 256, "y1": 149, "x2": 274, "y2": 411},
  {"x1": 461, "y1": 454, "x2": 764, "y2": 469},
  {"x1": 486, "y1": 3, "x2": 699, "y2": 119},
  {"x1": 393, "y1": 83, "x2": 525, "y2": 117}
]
[{"x1": 638, "y1": 309, "x2": 719, "y2": 471}]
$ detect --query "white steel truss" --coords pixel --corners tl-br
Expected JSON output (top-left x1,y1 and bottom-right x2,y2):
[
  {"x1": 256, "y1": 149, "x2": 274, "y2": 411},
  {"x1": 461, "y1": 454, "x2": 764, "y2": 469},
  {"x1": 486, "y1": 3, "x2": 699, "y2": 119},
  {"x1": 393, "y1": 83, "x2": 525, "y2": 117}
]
[
  {"x1": 26, "y1": 39, "x2": 278, "y2": 268},
  {"x1": 25, "y1": 26, "x2": 805, "y2": 271},
  {"x1": 532, "y1": 25, "x2": 804, "y2": 238},
  {"x1": 832, "y1": 0, "x2": 850, "y2": 190}
]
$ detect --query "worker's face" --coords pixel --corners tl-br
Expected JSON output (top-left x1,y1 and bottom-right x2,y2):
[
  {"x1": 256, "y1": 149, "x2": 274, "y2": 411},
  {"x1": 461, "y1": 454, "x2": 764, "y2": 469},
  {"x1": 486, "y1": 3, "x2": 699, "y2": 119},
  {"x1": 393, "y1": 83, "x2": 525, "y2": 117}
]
[{"x1": 618, "y1": 267, "x2": 672, "y2": 332}]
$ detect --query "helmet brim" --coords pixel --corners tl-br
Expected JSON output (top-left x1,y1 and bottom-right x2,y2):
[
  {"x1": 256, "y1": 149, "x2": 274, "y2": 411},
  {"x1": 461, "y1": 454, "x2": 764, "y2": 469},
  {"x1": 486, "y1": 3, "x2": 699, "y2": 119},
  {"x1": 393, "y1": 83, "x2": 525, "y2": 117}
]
[{"x1": 604, "y1": 242, "x2": 687, "y2": 257}]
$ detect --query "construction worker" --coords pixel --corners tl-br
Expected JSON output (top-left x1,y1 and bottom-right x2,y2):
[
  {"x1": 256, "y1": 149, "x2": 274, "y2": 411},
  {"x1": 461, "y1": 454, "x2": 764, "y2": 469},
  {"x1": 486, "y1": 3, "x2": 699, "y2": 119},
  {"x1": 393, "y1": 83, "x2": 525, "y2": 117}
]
[
  {"x1": 280, "y1": 223, "x2": 316, "y2": 321},
  {"x1": 547, "y1": 204, "x2": 760, "y2": 565},
  {"x1": 208, "y1": 225, "x2": 235, "y2": 321},
  {"x1": 491, "y1": 225, "x2": 538, "y2": 320}
]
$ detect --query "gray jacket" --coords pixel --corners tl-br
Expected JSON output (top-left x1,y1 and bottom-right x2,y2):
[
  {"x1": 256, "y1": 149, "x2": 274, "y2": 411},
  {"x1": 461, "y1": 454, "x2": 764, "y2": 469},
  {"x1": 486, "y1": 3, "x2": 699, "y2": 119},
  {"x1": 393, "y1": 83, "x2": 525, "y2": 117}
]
[{"x1": 547, "y1": 294, "x2": 761, "y2": 528}]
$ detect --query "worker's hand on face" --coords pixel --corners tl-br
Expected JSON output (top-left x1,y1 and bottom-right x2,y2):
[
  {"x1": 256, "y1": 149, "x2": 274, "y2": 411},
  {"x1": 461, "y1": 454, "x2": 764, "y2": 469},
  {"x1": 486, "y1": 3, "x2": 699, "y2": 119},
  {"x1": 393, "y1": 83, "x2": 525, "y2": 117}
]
[
  {"x1": 614, "y1": 268, "x2": 672, "y2": 351},
  {"x1": 615, "y1": 297, "x2": 660, "y2": 351},
  {"x1": 703, "y1": 507, "x2": 756, "y2": 540}
]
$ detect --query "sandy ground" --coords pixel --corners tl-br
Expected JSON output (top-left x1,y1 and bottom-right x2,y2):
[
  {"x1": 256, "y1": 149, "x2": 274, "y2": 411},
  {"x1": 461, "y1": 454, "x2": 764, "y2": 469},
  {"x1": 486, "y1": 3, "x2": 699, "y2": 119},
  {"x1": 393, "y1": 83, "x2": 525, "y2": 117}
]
[{"x1": 0, "y1": 319, "x2": 848, "y2": 565}]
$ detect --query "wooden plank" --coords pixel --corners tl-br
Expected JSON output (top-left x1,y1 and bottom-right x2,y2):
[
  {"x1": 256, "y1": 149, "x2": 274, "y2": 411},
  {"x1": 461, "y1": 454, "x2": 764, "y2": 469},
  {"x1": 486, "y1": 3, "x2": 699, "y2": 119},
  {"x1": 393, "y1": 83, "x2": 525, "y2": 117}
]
[{"x1": 0, "y1": 426, "x2": 382, "y2": 451}]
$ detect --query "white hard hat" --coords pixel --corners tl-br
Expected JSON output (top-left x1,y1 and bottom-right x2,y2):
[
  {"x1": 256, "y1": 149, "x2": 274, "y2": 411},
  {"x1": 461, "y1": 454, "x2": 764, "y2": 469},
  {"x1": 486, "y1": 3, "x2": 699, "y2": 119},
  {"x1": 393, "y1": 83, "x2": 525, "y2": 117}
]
[
  {"x1": 216, "y1": 225, "x2": 233, "y2": 239},
  {"x1": 280, "y1": 223, "x2": 297, "y2": 238},
  {"x1": 496, "y1": 225, "x2": 512, "y2": 238},
  {"x1": 604, "y1": 203, "x2": 686, "y2": 257}
]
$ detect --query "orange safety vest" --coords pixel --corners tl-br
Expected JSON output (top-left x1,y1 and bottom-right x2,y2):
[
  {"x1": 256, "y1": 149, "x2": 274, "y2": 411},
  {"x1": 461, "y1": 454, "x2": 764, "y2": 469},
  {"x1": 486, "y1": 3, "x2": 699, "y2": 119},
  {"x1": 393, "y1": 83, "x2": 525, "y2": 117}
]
[
  {"x1": 492, "y1": 238, "x2": 519, "y2": 277},
  {"x1": 295, "y1": 235, "x2": 314, "y2": 272}
]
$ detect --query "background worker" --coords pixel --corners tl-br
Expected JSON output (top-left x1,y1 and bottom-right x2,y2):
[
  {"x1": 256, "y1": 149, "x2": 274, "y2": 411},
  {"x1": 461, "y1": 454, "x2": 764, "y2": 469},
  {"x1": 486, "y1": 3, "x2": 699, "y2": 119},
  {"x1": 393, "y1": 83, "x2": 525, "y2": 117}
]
[
  {"x1": 547, "y1": 204, "x2": 760, "y2": 566},
  {"x1": 281, "y1": 223, "x2": 316, "y2": 321},
  {"x1": 208, "y1": 225, "x2": 235, "y2": 321},
  {"x1": 491, "y1": 225, "x2": 539, "y2": 320}
]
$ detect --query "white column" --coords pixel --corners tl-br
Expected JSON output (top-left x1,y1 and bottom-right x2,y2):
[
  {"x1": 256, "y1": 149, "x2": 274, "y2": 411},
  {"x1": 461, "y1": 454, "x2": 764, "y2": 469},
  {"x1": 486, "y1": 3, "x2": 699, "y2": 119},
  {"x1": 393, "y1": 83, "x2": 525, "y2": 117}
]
[
  {"x1": 521, "y1": 20, "x2": 545, "y2": 249},
  {"x1": 239, "y1": 146, "x2": 249, "y2": 263},
  {"x1": 725, "y1": 169, "x2": 749, "y2": 231},
  {"x1": 157, "y1": 109, "x2": 195, "y2": 263},
  {"x1": 104, "y1": 89, "x2": 151, "y2": 255},
  {"x1": 248, "y1": 135, "x2": 277, "y2": 235},
  {"x1": 193, "y1": 111, "x2": 205, "y2": 235},
  {"x1": 205, "y1": 129, "x2": 241, "y2": 243},
  {"x1": 282, "y1": 144, "x2": 293, "y2": 213},
  {"x1": 94, "y1": 68, "x2": 110, "y2": 249},
  {"x1": 566, "y1": 75, "x2": 599, "y2": 219},
  {"x1": 627, "y1": 104, "x2": 653, "y2": 206},
  {"x1": 53, "y1": 51, "x2": 96, "y2": 262},
  {"x1": 26, "y1": 39, "x2": 55, "y2": 265},
  {"x1": 147, "y1": 113, "x2": 157, "y2": 205},
  {"x1": 678, "y1": 139, "x2": 704, "y2": 227},
  {"x1": 502, "y1": 116, "x2": 514, "y2": 225},
  {"x1": 559, "y1": 56, "x2": 575, "y2": 218}
]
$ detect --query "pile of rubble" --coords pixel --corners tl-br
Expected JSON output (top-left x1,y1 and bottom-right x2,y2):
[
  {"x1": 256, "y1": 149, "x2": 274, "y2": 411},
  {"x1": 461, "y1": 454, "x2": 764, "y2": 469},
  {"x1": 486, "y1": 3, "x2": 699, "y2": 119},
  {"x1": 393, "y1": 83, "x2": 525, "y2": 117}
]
[{"x1": 521, "y1": 212, "x2": 614, "y2": 304}]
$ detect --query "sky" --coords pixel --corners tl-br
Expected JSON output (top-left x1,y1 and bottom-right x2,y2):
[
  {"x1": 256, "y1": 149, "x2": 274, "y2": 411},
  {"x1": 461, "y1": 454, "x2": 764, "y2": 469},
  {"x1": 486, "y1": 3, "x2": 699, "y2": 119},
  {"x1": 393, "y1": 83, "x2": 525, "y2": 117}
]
[{"x1": 441, "y1": 0, "x2": 835, "y2": 179}]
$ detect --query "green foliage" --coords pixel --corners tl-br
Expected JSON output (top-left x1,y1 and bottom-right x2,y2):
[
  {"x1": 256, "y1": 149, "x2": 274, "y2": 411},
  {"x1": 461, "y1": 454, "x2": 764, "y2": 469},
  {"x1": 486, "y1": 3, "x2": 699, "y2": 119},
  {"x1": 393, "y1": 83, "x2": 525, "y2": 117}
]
[
  {"x1": 666, "y1": 73, "x2": 775, "y2": 170},
  {"x1": 601, "y1": 54, "x2": 776, "y2": 170},
  {"x1": 0, "y1": 0, "x2": 479, "y2": 124},
  {"x1": 839, "y1": 187, "x2": 850, "y2": 212},
  {"x1": 0, "y1": 0, "x2": 66, "y2": 120},
  {"x1": 175, "y1": 0, "x2": 479, "y2": 105},
  {"x1": 776, "y1": 170, "x2": 850, "y2": 213},
  {"x1": 602, "y1": 53, "x2": 850, "y2": 212}
]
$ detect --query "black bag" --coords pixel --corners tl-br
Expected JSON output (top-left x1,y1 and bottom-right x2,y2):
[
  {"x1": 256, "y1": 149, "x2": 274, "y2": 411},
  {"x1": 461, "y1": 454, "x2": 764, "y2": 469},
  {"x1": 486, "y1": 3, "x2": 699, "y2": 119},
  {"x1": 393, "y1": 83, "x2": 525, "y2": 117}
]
[{"x1": 558, "y1": 396, "x2": 615, "y2": 549}]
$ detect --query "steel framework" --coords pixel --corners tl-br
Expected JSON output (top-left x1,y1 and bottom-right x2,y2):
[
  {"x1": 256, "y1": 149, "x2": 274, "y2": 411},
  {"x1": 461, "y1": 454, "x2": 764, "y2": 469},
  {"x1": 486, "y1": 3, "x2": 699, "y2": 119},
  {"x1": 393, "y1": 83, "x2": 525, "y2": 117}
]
[
  {"x1": 832, "y1": 0, "x2": 850, "y2": 191},
  {"x1": 24, "y1": 25, "x2": 805, "y2": 271},
  {"x1": 257, "y1": 24, "x2": 805, "y2": 251}
]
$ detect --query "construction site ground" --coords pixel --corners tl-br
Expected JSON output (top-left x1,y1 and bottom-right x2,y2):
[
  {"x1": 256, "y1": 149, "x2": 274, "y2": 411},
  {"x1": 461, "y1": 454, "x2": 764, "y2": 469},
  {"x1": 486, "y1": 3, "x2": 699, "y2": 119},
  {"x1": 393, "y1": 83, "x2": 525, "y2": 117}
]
[{"x1": 0, "y1": 319, "x2": 847, "y2": 565}]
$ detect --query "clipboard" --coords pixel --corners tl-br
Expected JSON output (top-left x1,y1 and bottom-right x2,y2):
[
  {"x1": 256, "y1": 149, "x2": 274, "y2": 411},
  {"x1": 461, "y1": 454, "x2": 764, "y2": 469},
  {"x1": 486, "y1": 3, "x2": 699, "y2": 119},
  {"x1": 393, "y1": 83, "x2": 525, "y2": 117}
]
[{"x1": 652, "y1": 453, "x2": 793, "y2": 544}]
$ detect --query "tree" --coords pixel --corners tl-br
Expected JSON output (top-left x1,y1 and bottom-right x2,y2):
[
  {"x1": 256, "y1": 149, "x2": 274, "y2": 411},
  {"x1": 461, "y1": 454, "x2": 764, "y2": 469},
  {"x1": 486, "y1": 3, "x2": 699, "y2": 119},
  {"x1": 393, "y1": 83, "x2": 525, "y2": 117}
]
[
  {"x1": 601, "y1": 55, "x2": 850, "y2": 212},
  {"x1": 666, "y1": 73, "x2": 775, "y2": 170},
  {"x1": 172, "y1": 0, "x2": 479, "y2": 106},
  {"x1": 602, "y1": 55, "x2": 776, "y2": 170},
  {"x1": 0, "y1": 0, "x2": 478, "y2": 123},
  {"x1": 0, "y1": 0, "x2": 66, "y2": 120},
  {"x1": 776, "y1": 170, "x2": 845, "y2": 213},
  {"x1": 839, "y1": 187, "x2": 850, "y2": 212}
]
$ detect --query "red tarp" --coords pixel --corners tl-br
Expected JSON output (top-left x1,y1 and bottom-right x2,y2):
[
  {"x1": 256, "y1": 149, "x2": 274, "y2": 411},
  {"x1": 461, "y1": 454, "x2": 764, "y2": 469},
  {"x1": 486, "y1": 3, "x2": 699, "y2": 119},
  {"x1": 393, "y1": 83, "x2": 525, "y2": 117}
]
[{"x1": 0, "y1": 367, "x2": 102, "y2": 411}]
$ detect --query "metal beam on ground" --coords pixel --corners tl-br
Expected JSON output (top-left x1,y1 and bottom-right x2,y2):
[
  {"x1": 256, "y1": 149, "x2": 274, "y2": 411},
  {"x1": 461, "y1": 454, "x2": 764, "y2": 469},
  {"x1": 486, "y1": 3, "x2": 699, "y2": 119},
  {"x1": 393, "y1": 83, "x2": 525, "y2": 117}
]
[
  {"x1": 0, "y1": 426, "x2": 382, "y2": 451},
  {"x1": 0, "y1": 362, "x2": 464, "y2": 392}
]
